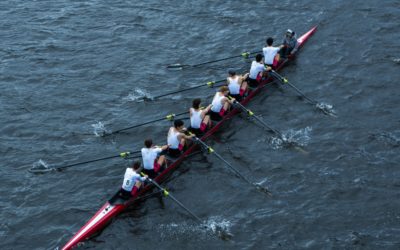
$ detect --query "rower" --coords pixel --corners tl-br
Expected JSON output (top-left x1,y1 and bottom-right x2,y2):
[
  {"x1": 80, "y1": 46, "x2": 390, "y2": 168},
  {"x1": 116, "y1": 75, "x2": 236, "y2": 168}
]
[
  {"x1": 189, "y1": 98, "x2": 212, "y2": 136},
  {"x1": 119, "y1": 161, "x2": 147, "y2": 199},
  {"x1": 248, "y1": 54, "x2": 272, "y2": 88},
  {"x1": 209, "y1": 86, "x2": 235, "y2": 121},
  {"x1": 280, "y1": 29, "x2": 299, "y2": 58},
  {"x1": 227, "y1": 70, "x2": 249, "y2": 102},
  {"x1": 141, "y1": 139, "x2": 169, "y2": 179},
  {"x1": 263, "y1": 37, "x2": 284, "y2": 69},
  {"x1": 167, "y1": 119, "x2": 195, "y2": 158}
]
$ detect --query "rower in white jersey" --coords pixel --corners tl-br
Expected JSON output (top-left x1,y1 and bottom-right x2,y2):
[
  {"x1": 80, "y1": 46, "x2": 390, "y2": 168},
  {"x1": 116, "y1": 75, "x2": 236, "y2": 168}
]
[
  {"x1": 248, "y1": 54, "x2": 272, "y2": 88},
  {"x1": 167, "y1": 119, "x2": 195, "y2": 158},
  {"x1": 189, "y1": 98, "x2": 212, "y2": 136},
  {"x1": 141, "y1": 139, "x2": 169, "y2": 179},
  {"x1": 263, "y1": 37, "x2": 284, "y2": 69},
  {"x1": 118, "y1": 161, "x2": 147, "y2": 199},
  {"x1": 209, "y1": 86, "x2": 235, "y2": 121},
  {"x1": 227, "y1": 69, "x2": 249, "y2": 102}
]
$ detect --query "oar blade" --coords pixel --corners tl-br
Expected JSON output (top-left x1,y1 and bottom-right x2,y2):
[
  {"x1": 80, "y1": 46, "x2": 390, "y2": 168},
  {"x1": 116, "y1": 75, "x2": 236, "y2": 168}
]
[
  {"x1": 254, "y1": 183, "x2": 272, "y2": 196},
  {"x1": 166, "y1": 63, "x2": 188, "y2": 69}
]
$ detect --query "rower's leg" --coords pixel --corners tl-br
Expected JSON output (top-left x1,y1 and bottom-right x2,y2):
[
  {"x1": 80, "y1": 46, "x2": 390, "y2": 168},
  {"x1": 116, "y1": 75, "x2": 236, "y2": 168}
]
[
  {"x1": 131, "y1": 182, "x2": 142, "y2": 196},
  {"x1": 240, "y1": 81, "x2": 248, "y2": 96},
  {"x1": 204, "y1": 115, "x2": 211, "y2": 127},
  {"x1": 223, "y1": 101, "x2": 231, "y2": 112},
  {"x1": 156, "y1": 155, "x2": 166, "y2": 172}
]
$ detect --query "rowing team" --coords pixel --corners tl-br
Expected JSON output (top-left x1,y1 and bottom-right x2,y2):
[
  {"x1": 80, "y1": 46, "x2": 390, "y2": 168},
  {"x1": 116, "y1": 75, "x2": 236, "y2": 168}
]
[{"x1": 118, "y1": 29, "x2": 299, "y2": 199}]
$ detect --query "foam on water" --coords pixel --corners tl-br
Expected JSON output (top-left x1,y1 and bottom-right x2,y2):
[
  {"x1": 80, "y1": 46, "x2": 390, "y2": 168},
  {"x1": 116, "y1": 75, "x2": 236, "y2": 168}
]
[
  {"x1": 270, "y1": 126, "x2": 312, "y2": 149},
  {"x1": 91, "y1": 121, "x2": 107, "y2": 137},
  {"x1": 32, "y1": 159, "x2": 50, "y2": 170},
  {"x1": 124, "y1": 88, "x2": 152, "y2": 102},
  {"x1": 156, "y1": 216, "x2": 233, "y2": 240},
  {"x1": 316, "y1": 102, "x2": 337, "y2": 117}
]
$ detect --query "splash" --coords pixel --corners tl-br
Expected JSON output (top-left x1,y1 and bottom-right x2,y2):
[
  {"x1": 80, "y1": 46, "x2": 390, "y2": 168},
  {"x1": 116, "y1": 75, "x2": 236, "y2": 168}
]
[
  {"x1": 393, "y1": 58, "x2": 400, "y2": 64},
  {"x1": 156, "y1": 216, "x2": 233, "y2": 240},
  {"x1": 91, "y1": 121, "x2": 108, "y2": 137},
  {"x1": 316, "y1": 102, "x2": 337, "y2": 117},
  {"x1": 271, "y1": 126, "x2": 312, "y2": 149},
  {"x1": 124, "y1": 88, "x2": 152, "y2": 102},
  {"x1": 29, "y1": 159, "x2": 52, "y2": 173},
  {"x1": 32, "y1": 159, "x2": 50, "y2": 169}
]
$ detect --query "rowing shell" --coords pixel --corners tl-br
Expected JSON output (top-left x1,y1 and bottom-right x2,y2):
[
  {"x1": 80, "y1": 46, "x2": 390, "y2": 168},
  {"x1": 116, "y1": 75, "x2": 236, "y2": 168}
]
[{"x1": 61, "y1": 25, "x2": 317, "y2": 250}]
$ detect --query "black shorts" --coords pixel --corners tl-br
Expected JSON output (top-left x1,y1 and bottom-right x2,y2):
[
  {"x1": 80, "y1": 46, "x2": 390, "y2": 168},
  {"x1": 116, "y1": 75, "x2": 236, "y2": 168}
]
[
  {"x1": 167, "y1": 148, "x2": 182, "y2": 158},
  {"x1": 188, "y1": 127, "x2": 203, "y2": 137},
  {"x1": 142, "y1": 168, "x2": 157, "y2": 179},
  {"x1": 248, "y1": 78, "x2": 260, "y2": 88},
  {"x1": 229, "y1": 94, "x2": 242, "y2": 102},
  {"x1": 209, "y1": 110, "x2": 223, "y2": 121},
  {"x1": 119, "y1": 188, "x2": 132, "y2": 200}
]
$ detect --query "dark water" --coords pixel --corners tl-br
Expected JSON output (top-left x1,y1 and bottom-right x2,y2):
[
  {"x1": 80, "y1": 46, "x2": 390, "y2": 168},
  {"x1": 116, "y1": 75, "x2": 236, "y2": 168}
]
[{"x1": 1, "y1": 0, "x2": 399, "y2": 249}]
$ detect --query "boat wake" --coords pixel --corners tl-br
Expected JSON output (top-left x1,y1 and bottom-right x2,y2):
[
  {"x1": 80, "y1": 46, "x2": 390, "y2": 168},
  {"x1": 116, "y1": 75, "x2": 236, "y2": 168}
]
[
  {"x1": 124, "y1": 88, "x2": 152, "y2": 102},
  {"x1": 91, "y1": 121, "x2": 108, "y2": 137},
  {"x1": 270, "y1": 126, "x2": 312, "y2": 149},
  {"x1": 316, "y1": 102, "x2": 337, "y2": 117}
]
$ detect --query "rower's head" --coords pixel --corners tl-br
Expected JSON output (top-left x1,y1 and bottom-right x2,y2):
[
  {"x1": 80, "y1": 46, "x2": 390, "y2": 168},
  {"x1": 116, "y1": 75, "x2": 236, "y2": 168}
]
[
  {"x1": 255, "y1": 54, "x2": 263, "y2": 62},
  {"x1": 144, "y1": 139, "x2": 153, "y2": 148},
  {"x1": 219, "y1": 86, "x2": 229, "y2": 95},
  {"x1": 228, "y1": 69, "x2": 236, "y2": 77},
  {"x1": 286, "y1": 29, "x2": 295, "y2": 38},
  {"x1": 132, "y1": 161, "x2": 141, "y2": 170},
  {"x1": 192, "y1": 98, "x2": 201, "y2": 109},
  {"x1": 266, "y1": 37, "x2": 274, "y2": 46},
  {"x1": 174, "y1": 119, "x2": 184, "y2": 129}
]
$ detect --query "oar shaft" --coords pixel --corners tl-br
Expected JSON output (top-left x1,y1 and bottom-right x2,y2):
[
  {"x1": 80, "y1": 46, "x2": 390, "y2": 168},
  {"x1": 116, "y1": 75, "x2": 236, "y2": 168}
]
[
  {"x1": 146, "y1": 177, "x2": 202, "y2": 222},
  {"x1": 270, "y1": 70, "x2": 317, "y2": 105},
  {"x1": 110, "y1": 111, "x2": 188, "y2": 135},
  {"x1": 53, "y1": 150, "x2": 142, "y2": 170},
  {"x1": 151, "y1": 79, "x2": 225, "y2": 99},
  {"x1": 187, "y1": 50, "x2": 262, "y2": 68}
]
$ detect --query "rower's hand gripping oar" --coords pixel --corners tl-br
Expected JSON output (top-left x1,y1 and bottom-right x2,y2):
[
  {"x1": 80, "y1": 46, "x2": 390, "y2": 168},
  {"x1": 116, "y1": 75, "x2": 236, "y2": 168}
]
[
  {"x1": 28, "y1": 150, "x2": 141, "y2": 173},
  {"x1": 167, "y1": 50, "x2": 262, "y2": 69},
  {"x1": 103, "y1": 111, "x2": 189, "y2": 137},
  {"x1": 191, "y1": 136, "x2": 272, "y2": 196},
  {"x1": 269, "y1": 70, "x2": 337, "y2": 117},
  {"x1": 140, "y1": 173, "x2": 232, "y2": 239}
]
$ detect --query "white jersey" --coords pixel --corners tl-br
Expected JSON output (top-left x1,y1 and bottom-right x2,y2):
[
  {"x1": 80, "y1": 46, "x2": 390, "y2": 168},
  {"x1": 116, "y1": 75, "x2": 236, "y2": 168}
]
[
  {"x1": 227, "y1": 76, "x2": 240, "y2": 95},
  {"x1": 211, "y1": 92, "x2": 225, "y2": 112},
  {"x1": 167, "y1": 127, "x2": 180, "y2": 149},
  {"x1": 262, "y1": 46, "x2": 280, "y2": 65},
  {"x1": 249, "y1": 61, "x2": 265, "y2": 79},
  {"x1": 141, "y1": 147, "x2": 162, "y2": 170},
  {"x1": 121, "y1": 168, "x2": 145, "y2": 192},
  {"x1": 190, "y1": 108, "x2": 202, "y2": 129}
]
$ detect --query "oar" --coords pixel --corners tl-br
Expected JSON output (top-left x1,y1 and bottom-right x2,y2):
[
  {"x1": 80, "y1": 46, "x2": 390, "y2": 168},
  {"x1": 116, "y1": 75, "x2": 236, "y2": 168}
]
[
  {"x1": 103, "y1": 111, "x2": 189, "y2": 136},
  {"x1": 192, "y1": 137, "x2": 271, "y2": 196},
  {"x1": 167, "y1": 50, "x2": 262, "y2": 69},
  {"x1": 269, "y1": 70, "x2": 336, "y2": 116},
  {"x1": 230, "y1": 97, "x2": 284, "y2": 138},
  {"x1": 28, "y1": 151, "x2": 142, "y2": 173},
  {"x1": 141, "y1": 173, "x2": 232, "y2": 239},
  {"x1": 229, "y1": 98, "x2": 308, "y2": 153},
  {"x1": 139, "y1": 80, "x2": 226, "y2": 101}
]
